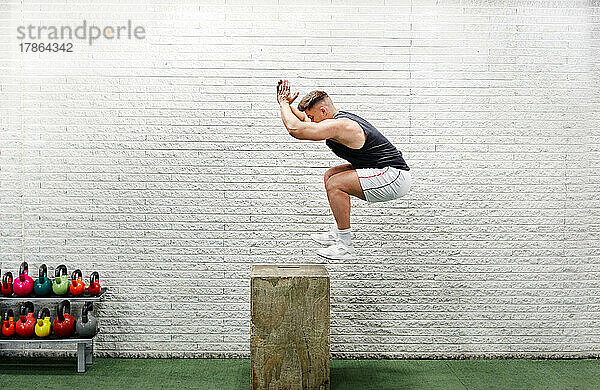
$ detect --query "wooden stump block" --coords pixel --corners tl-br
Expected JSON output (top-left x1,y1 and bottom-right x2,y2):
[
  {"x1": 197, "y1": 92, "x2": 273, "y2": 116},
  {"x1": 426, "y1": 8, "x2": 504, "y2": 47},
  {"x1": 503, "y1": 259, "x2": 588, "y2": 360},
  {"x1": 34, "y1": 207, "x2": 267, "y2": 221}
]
[{"x1": 251, "y1": 264, "x2": 330, "y2": 390}]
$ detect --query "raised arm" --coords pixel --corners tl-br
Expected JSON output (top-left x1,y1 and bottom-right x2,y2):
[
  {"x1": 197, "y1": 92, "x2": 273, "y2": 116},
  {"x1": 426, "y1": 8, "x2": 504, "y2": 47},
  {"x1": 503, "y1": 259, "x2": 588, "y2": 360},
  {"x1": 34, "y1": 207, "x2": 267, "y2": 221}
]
[
  {"x1": 290, "y1": 104, "x2": 309, "y2": 122},
  {"x1": 277, "y1": 79, "x2": 353, "y2": 141},
  {"x1": 279, "y1": 101, "x2": 345, "y2": 141},
  {"x1": 277, "y1": 79, "x2": 309, "y2": 122}
]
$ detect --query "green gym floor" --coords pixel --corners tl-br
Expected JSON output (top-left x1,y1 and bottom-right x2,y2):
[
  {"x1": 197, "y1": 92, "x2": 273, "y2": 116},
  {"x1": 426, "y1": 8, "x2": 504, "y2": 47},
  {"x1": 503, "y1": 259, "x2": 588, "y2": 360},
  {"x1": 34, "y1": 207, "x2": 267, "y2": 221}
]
[{"x1": 0, "y1": 358, "x2": 598, "y2": 389}]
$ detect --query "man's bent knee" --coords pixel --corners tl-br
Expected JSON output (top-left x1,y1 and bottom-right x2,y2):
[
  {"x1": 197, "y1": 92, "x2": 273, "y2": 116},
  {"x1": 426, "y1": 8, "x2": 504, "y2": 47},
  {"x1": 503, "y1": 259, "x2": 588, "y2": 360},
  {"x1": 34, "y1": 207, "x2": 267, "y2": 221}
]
[
  {"x1": 324, "y1": 167, "x2": 340, "y2": 182},
  {"x1": 324, "y1": 164, "x2": 353, "y2": 186}
]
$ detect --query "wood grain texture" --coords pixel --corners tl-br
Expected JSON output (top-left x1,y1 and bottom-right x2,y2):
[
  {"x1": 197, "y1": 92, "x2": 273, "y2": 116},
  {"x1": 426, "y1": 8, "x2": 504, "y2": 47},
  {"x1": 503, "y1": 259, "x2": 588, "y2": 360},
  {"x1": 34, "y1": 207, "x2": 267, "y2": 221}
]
[{"x1": 251, "y1": 265, "x2": 330, "y2": 390}]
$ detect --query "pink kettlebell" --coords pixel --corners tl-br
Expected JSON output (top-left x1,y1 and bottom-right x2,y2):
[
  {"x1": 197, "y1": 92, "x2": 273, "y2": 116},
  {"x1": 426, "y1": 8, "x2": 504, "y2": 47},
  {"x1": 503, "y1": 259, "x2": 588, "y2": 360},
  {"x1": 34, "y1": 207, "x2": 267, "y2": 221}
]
[{"x1": 12, "y1": 262, "x2": 33, "y2": 297}]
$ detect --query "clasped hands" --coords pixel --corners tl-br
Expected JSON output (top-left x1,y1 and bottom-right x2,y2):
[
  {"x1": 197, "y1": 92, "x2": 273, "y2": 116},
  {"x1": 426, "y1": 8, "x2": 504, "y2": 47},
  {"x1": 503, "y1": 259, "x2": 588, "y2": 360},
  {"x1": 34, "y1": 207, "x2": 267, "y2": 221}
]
[{"x1": 277, "y1": 79, "x2": 299, "y2": 105}]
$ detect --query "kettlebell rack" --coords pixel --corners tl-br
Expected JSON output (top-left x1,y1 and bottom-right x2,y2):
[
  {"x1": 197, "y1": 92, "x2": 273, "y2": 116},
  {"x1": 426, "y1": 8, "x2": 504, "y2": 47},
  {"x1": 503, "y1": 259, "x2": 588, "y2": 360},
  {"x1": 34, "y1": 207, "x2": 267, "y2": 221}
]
[
  {"x1": 0, "y1": 288, "x2": 107, "y2": 373},
  {"x1": 0, "y1": 288, "x2": 107, "y2": 301}
]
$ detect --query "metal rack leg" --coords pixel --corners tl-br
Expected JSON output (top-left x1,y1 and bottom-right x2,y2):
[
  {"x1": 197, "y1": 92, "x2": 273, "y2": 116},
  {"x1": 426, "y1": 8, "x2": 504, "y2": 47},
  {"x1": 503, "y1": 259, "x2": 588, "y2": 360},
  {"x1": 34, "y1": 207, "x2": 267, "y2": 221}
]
[
  {"x1": 77, "y1": 342, "x2": 86, "y2": 373},
  {"x1": 85, "y1": 341, "x2": 93, "y2": 365}
]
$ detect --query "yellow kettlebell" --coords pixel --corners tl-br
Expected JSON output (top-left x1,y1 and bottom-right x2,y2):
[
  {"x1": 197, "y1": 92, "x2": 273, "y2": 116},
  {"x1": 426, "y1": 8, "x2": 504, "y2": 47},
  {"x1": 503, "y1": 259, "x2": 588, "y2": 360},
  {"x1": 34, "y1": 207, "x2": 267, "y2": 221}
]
[{"x1": 34, "y1": 308, "x2": 51, "y2": 338}]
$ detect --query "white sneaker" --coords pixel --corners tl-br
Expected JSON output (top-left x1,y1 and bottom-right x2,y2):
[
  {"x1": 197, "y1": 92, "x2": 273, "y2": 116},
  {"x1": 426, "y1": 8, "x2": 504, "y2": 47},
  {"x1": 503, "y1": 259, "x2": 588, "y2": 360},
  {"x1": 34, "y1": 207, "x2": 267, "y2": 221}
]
[
  {"x1": 317, "y1": 241, "x2": 357, "y2": 260},
  {"x1": 310, "y1": 229, "x2": 338, "y2": 246}
]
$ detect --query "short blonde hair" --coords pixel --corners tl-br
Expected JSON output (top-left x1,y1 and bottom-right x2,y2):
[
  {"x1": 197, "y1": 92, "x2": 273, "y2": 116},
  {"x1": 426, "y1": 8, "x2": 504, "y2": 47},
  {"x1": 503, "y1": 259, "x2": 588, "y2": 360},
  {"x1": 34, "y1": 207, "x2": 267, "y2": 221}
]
[{"x1": 297, "y1": 90, "x2": 329, "y2": 111}]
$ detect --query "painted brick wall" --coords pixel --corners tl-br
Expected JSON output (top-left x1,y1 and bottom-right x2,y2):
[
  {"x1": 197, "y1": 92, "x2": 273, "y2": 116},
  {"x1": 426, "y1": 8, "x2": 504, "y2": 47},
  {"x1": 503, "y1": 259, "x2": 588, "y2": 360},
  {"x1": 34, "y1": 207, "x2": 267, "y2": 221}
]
[
  {"x1": 589, "y1": 0, "x2": 600, "y2": 358},
  {"x1": 1, "y1": 0, "x2": 598, "y2": 358}
]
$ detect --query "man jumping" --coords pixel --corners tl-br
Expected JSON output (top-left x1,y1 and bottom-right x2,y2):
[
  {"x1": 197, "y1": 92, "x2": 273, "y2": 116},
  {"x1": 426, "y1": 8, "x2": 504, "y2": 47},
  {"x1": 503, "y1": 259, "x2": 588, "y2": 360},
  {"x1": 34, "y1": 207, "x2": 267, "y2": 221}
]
[{"x1": 277, "y1": 79, "x2": 411, "y2": 260}]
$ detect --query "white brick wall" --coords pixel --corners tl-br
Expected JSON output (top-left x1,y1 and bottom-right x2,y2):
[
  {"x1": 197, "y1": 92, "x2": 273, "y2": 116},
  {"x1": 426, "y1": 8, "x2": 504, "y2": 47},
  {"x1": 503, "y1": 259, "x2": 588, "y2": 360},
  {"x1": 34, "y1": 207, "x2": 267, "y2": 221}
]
[{"x1": 0, "y1": 0, "x2": 598, "y2": 358}]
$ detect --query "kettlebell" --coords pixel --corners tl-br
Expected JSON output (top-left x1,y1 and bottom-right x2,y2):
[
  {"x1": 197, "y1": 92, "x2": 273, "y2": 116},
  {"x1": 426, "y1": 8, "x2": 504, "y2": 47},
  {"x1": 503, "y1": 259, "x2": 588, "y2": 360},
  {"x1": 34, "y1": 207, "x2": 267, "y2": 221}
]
[
  {"x1": 33, "y1": 264, "x2": 52, "y2": 296},
  {"x1": 53, "y1": 300, "x2": 75, "y2": 338},
  {"x1": 15, "y1": 302, "x2": 36, "y2": 338},
  {"x1": 34, "y1": 308, "x2": 52, "y2": 338},
  {"x1": 1, "y1": 271, "x2": 13, "y2": 296},
  {"x1": 76, "y1": 302, "x2": 98, "y2": 338},
  {"x1": 88, "y1": 272, "x2": 101, "y2": 296},
  {"x1": 12, "y1": 262, "x2": 34, "y2": 297},
  {"x1": 52, "y1": 265, "x2": 69, "y2": 296},
  {"x1": 70, "y1": 269, "x2": 85, "y2": 296},
  {"x1": 2, "y1": 309, "x2": 15, "y2": 337}
]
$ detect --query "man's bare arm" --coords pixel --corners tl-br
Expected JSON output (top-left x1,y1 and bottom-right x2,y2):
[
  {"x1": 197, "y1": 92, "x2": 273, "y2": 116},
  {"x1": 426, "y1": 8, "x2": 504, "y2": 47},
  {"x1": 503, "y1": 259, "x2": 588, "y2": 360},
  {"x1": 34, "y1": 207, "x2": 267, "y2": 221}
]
[
  {"x1": 280, "y1": 101, "x2": 344, "y2": 141},
  {"x1": 291, "y1": 104, "x2": 309, "y2": 122},
  {"x1": 279, "y1": 101, "x2": 306, "y2": 134},
  {"x1": 278, "y1": 79, "x2": 343, "y2": 140}
]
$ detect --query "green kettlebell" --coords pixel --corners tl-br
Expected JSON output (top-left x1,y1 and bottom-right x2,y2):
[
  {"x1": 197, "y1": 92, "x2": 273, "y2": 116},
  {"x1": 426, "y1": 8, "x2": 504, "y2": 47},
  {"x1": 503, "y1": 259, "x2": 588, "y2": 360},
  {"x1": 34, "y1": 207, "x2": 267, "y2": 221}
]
[
  {"x1": 33, "y1": 264, "x2": 52, "y2": 296},
  {"x1": 52, "y1": 265, "x2": 69, "y2": 296}
]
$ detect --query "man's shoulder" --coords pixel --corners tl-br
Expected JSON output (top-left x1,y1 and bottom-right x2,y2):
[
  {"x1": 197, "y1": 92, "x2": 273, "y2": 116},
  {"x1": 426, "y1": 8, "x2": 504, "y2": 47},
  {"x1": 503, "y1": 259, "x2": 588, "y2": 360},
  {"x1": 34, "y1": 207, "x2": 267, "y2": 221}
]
[
  {"x1": 330, "y1": 117, "x2": 362, "y2": 131},
  {"x1": 327, "y1": 117, "x2": 366, "y2": 148}
]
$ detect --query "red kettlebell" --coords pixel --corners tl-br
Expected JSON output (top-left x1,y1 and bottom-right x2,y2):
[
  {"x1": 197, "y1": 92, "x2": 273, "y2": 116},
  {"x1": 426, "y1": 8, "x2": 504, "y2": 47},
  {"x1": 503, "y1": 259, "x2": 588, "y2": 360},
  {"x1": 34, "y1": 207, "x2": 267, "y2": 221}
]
[
  {"x1": 1, "y1": 271, "x2": 13, "y2": 296},
  {"x1": 88, "y1": 272, "x2": 101, "y2": 296},
  {"x1": 15, "y1": 302, "x2": 36, "y2": 338},
  {"x1": 53, "y1": 300, "x2": 75, "y2": 338},
  {"x1": 70, "y1": 269, "x2": 85, "y2": 296},
  {"x1": 2, "y1": 309, "x2": 15, "y2": 337},
  {"x1": 13, "y1": 262, "x2": 34, "y2": 297}
]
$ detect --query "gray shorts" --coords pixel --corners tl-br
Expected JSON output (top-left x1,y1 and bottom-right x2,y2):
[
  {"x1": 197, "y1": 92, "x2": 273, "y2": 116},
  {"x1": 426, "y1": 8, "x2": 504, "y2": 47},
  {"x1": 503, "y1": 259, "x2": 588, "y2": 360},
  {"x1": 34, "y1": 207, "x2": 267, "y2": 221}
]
[{"x1": 356, "y1": 167, "x2": 412, "y2": 203}]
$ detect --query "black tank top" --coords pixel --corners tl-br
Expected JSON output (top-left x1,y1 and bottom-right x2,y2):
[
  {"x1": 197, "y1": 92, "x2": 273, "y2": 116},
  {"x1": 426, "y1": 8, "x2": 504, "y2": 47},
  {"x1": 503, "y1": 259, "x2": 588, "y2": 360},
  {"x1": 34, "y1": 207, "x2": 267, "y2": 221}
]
[{"x1": 326, "y1": 111, "x2": 410, "y2": 170}]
